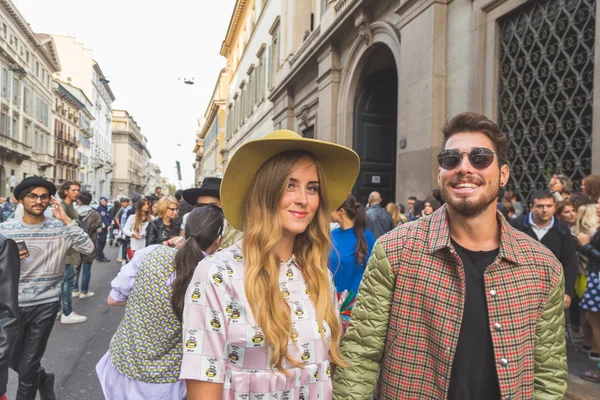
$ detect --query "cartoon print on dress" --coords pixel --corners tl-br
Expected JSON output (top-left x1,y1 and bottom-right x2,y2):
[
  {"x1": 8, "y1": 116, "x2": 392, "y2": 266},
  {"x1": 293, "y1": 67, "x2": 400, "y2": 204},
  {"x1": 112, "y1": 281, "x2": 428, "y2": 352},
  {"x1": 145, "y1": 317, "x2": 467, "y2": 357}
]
[
  {"x1": 292, "y1": 301, "x2": 308, "y2": 320},
  {"x1": 231, "y1": 249, "x2": 243, "y2": 262},
  {"x1": 188, "y1": 281, "x2": 206, "y2": 305},
  {"x1": 246, "y1": 325, "x2": 266, "y2": 348},
  {"x1": 290, "y1": 322, "x2": 300, "y2": 343},
  {"x1": 227, "y1": 343, "x2": 246, "y2": 367},
  {"x1": 226, "y1": 297, "x2": 245, "y2": 324},
  {"x1": 281, "y1": 389, "x2": 295, "y2": 400},
  {"x1": 311, "y1": 319, "x2": 331, "y2": 340},
  {"x1": 299, "y1": 342, "x2": 316, "y2": 364},
  {"x1": 223, "y1": 260, "x2": 235, "y2": 278},
  {"x1": 206, "y1": 309, "x2": 225, "y2": 335},
  {"x1": 285, "y1": 266, "x2": 295, "y2": 280},
  {"x1": 300, "y1": 281, "x2": 310, "y2": 298},
  {"x1": 299, "y1": 384, "x2": 310, "y2": 400},
  {"x1": 208, "y1": 262, "x2": 229, "y2": 289},
  {"x1": 250, "y1": 393, "x2": 271, "y2": 400},
  {"x1": 201, "y1": 357, "x2": 222, "y2": 382},
  {"x1": 184, "y1": 329, "x2": 204, "y2": 354},
  {"x1": 309, "y1": 364, "x2": 320, "y2": 384},
  {"x1": 280, "y1": 281, "x2": 290, "y2": 299}
]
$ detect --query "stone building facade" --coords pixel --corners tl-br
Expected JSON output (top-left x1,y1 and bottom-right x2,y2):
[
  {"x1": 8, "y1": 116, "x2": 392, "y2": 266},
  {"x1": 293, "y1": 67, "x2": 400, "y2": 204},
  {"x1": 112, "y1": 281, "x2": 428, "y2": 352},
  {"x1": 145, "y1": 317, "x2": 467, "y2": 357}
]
[
  {"x1": 52, "y1": 81, "x2": 94, "y2": 185},
  {"x1": 51, "y1": 35, "x2": 115, "y2": 198},
  {"x1": 194, "y1": 70, "x2": 227, "y2": 184},
  {"x1": 215, "y1": 0, "x2": 599, "y2": 205},
  {"x1": 219, "y1": 0, "x2": 283, "y2": 167},
  {"x1": 0, "y1": 1, "x2": 59, "y2": 198},
  {"x1": 110, "y1": 109, "x2": 150, "y2": 199},
  {"x1": 147, "y1": 162, "x2": 162, "y2": 196},
  {"x1": 57, "y1": 81, "x2": 94, "y2": 191}
]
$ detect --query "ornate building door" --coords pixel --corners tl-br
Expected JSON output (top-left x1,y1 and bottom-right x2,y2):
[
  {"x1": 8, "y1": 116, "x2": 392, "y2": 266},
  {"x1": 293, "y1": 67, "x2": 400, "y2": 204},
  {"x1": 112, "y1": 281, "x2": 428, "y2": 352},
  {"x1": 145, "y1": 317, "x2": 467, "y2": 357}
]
[
  {"x1": 498, "y1": 0, "x2": 596, "y2": 200},
  {"x1": 353, "y1": 69, "x2": 398, "y2": 206}
]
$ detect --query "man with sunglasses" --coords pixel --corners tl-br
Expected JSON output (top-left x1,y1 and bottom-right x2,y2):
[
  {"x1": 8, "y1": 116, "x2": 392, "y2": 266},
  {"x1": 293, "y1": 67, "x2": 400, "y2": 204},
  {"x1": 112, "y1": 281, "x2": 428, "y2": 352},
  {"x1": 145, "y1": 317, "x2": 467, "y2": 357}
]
[
  {"x1": 0, "y1": 176, "x2": 93, "y2": 400},
  {"x1": 180, "y1": 177, "x2": 242, "y2": 249},
  {"x1": 333, "y1": 112, "x2": 567, "y2": 399}
]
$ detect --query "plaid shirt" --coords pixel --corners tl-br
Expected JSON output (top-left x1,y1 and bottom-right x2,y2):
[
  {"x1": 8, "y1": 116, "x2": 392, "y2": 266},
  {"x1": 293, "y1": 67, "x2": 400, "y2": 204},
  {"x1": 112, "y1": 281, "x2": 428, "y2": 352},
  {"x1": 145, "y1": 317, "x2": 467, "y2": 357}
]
[{"x1": 333, "y1": 205, "x2": 568, "y2": 399}]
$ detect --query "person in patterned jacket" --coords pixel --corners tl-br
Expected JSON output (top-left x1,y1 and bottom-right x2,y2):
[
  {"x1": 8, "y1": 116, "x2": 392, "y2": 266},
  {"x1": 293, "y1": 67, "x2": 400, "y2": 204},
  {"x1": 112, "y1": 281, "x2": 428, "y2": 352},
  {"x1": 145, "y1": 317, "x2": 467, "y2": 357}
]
[
  {"x1": 0, "y1": 176, "x2": 93, "y2": 400},
  {"x1": 180, "y1": 130, "x2": 360, "y2": 399},
  {"x1": 96, "y1": 206, "x2": 224, "y2": 400},
  {"x1": 332, "y1": 112, "x2": 568, "y2": 399}
]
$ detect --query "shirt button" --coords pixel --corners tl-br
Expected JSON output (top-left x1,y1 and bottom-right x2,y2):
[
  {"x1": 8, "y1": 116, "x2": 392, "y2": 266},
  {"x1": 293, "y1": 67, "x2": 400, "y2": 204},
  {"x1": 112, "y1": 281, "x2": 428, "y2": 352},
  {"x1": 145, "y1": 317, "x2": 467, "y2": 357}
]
[
  {"x1": 505, "y1": 396, "x2": 512, "y2": 400},
  {"x1": 500, "y1": 358, "x2": 509, "y2": 367},
  {"x1": 493, "y1": 323, "x2": 502, "y2": 331},
  {"x1": 490, "y1": 289, "x2": 497, "y2": 297}
]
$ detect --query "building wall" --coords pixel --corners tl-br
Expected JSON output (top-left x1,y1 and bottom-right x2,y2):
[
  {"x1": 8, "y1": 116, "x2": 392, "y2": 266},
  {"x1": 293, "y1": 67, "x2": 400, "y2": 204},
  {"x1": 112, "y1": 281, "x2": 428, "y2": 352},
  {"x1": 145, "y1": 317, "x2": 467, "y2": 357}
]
[
  {"x1": 214, "y1": 0, "x2": 600, "y2": 204},
  {"x1": 90, "y1": 64, "x2": 113, "y2": 197},
  {"x1": 0, "y1": 1, "x2": 57, "y2": 198},
  {"x1": 51, "y1": 35, "x2": 114, "y2": 197},
  {"x1": 53, "y1": 89, "x2": 82, "y2": 183},
  {"x1": 111, "y1": 109, "x2": 148, "y2": 198},
  {"x1": 51, "y1": 35, "x2": 94, "y2": 99},
  {"x1": 221, "y1": 0, "x2": 282, "y2": 163}
]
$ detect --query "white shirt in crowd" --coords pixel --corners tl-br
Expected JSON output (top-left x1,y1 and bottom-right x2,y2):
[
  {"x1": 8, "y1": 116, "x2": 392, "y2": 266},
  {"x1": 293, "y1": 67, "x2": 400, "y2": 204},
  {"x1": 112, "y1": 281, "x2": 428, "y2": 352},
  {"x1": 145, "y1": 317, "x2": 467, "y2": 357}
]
[
  {"x1": 123, "y1": 215, "x2": 150, "y2": 251},
  {"x1": 528, "y1": 213, "x2": 554, "y2": 241}
]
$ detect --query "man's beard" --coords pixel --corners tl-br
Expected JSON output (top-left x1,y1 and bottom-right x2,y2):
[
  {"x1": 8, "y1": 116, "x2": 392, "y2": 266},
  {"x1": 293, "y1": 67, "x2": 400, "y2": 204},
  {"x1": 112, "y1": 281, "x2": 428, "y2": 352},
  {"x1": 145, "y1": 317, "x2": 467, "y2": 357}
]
[
  {"x1": 441, "y1": 181, "x2": 500, "y2": 218},
  {"x1": 25, "y1": 206, "x2": 46, "y2": 217}
]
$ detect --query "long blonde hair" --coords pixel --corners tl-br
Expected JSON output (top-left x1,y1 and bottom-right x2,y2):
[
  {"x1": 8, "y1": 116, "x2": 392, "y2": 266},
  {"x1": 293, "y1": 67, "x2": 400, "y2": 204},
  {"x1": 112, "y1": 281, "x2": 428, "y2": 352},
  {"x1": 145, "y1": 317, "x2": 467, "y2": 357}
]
[
  {"x1": 386, "y1": 202, "x2": 401, "y2": 227},
  {"x1": 241, "y1": 150, "x2": 345, "y2": 372},
  {"x1": 573, "y1": 204, "x2": 599, "y2": 236}
]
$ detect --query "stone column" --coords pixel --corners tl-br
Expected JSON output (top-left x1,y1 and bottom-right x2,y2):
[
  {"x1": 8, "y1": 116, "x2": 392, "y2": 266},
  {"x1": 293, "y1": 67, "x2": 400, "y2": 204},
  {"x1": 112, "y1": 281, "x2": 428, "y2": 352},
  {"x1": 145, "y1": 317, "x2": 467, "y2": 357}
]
[
  {"x1": 316, "y1": 42, "x2": 341, "y2": 143},
  {"x1": 395, "y1": 1, "x2": 448, "y2": 201},
  {"x1": 271, "y1": 87, "x2": 296, "y2": 131}
]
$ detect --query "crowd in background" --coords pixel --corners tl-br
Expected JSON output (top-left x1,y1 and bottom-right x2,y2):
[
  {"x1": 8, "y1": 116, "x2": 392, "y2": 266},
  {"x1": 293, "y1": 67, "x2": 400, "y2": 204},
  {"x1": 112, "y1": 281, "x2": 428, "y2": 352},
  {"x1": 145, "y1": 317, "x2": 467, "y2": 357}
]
[
  {"x1": 2, "y1": 121, "x2": 600, "y2": 399},
  {"x1": 333, "y1": 173, "x2": 600, "y2": 383}
]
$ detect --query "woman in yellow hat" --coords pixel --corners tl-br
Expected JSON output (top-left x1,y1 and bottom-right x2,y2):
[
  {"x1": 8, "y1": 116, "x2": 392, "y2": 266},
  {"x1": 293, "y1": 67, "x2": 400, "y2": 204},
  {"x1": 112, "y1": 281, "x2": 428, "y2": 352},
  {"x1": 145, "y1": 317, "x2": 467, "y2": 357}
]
[{"x1": 179, "y1": 130, "x2": 360, "y2": 399}]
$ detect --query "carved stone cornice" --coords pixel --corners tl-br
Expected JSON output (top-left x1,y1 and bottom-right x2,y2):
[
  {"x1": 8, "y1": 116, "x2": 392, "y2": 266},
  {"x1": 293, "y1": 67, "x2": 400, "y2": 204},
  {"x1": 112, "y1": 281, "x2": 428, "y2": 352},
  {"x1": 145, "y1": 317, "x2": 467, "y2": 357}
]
[{"x1": 220, "y1": 0, "x2": 249, "y2": 57}]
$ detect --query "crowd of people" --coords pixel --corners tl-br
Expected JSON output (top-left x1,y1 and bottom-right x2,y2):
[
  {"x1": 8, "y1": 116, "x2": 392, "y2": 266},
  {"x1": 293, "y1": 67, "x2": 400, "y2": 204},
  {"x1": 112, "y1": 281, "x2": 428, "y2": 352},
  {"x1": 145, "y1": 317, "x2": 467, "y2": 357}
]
[{"x1": 0, "y1": 111, "x2": 600, "y2": 399}]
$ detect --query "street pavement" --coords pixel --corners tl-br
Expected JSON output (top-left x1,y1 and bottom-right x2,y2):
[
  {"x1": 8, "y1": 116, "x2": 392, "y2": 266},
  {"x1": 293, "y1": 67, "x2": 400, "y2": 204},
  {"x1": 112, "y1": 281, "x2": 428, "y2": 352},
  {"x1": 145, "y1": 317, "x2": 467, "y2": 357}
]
[
  {"x1": 5, "y1": 243, "x2": 600, "y2": 399},
  {"x1": 6, "y1": 244, "x2": 124, "y2": 400}
]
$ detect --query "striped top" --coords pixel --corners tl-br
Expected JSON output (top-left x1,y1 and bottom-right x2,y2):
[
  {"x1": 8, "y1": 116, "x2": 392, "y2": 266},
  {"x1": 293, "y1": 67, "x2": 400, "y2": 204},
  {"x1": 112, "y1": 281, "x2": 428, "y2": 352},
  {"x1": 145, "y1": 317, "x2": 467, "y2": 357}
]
[{"x1": 0, "y1": 217, "x2": 94, "y2": 307}]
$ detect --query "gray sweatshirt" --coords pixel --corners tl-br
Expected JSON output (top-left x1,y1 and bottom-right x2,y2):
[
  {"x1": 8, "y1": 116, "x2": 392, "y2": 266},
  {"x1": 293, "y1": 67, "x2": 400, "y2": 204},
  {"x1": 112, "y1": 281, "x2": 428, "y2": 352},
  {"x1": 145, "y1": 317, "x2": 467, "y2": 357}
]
[{"x1": 0, "y1": 217, "x2": 94, "y2": 307}]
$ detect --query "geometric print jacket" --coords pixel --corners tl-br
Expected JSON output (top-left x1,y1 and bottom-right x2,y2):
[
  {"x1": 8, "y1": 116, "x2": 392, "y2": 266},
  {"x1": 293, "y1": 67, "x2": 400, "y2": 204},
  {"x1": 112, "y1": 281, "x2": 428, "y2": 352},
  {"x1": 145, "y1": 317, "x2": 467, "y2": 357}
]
[
  {"x1": 109, "y1": 246, "x2": 182, "y2": 383},
  {"x1": 332, "y1": 206, "x2": 568, "y2": 399}
]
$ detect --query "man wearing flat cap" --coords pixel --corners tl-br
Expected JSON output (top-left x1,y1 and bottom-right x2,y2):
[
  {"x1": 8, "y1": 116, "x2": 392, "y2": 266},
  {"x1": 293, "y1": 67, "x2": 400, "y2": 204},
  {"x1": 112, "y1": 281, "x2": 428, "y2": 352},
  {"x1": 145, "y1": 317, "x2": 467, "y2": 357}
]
[
  {"x1": 180, "y1": 177, "x2": 243, "y2": 249},
  {"x1": 0, "y1": 176, "x2": 93, "y2": 400}
]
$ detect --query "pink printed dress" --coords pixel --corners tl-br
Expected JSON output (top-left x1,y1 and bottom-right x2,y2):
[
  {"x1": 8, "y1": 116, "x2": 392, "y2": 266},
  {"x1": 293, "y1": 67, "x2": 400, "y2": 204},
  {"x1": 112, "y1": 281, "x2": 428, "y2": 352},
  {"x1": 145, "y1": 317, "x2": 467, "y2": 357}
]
[{"x1": 180, "y1": 243, "x2": 335, "y2": 399}]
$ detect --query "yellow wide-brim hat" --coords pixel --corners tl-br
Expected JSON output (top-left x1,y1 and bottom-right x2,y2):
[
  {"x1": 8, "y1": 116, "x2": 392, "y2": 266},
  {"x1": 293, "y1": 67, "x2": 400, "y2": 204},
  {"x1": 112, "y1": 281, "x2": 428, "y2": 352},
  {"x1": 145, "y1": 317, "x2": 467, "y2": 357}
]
[{"x1": 221, "y1": 130, "x2": 360, "y2": 231}]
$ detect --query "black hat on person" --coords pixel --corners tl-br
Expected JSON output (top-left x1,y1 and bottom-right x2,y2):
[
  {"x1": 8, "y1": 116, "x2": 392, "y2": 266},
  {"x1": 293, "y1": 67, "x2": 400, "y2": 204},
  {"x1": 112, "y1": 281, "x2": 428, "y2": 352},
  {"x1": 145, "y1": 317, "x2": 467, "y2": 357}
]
[
  {"x1": 131, "y1": 193, "x2": 142, "y2": 204},
  {"x1": 14, "y1": 176, "x2": 57, "y2": 199},
  {"x1": 183, "y1": 177, "x2": 222, "y2": 206}
]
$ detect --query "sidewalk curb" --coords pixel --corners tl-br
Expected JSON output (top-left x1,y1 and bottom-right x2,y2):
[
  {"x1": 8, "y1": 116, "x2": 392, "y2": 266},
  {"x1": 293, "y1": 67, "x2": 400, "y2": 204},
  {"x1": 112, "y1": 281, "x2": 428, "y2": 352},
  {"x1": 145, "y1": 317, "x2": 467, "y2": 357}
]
[{"x1": 566, "y1": 373, "x2": 600, "y2": 400}]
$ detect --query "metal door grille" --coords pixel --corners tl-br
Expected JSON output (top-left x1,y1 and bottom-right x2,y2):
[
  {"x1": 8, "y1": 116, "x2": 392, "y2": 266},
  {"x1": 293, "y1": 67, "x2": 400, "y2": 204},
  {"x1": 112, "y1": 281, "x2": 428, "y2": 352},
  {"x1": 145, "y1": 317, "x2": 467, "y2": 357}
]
[{"x1": 498, "y1": 0, "x2": 596, "y2": 200}]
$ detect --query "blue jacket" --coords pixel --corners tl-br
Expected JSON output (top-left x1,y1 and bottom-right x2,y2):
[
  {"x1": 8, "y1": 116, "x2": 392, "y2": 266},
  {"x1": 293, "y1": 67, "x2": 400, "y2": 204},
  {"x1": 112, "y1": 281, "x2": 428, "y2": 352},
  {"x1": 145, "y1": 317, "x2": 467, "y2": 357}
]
[
  {"x1": 96, "y1": 204, "x2": 111, "y2": 229},
  {"x1": 329, "y1": 227, "x2": 376, "y2": 294}
]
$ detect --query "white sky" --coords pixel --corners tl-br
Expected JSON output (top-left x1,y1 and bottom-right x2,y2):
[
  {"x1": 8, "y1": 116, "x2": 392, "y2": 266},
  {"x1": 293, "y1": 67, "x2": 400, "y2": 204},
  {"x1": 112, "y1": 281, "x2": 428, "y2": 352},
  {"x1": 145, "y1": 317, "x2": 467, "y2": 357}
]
[{"x1": 15, "y1": 0, "x2": 236, "y2": 189}]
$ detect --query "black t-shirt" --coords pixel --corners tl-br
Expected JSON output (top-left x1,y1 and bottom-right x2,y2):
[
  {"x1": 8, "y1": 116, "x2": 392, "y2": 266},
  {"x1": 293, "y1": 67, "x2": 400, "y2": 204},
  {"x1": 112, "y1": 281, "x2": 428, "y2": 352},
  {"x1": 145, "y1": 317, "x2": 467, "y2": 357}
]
[{"x1": 447, "y1": 239, "x2": 501, "y2": 400}]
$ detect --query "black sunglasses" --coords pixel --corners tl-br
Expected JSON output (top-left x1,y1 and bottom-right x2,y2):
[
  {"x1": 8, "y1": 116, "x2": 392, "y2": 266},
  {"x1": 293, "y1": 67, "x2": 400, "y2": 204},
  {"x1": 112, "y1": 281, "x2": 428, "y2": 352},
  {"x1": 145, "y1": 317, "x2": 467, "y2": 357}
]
[{"x1": 437, "y1": 148, "x2": 502, "y2": 170}]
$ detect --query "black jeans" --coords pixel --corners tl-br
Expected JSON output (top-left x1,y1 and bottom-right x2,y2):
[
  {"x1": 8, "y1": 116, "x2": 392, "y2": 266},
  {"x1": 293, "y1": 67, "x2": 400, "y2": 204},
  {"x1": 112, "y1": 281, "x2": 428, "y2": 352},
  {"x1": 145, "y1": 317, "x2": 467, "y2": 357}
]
[
  {"x1": 97, "y1": 228, "x2": 107, "y2": 259},
  {"x1": 10, "y1": 301, "x2": 59, "y2": 400}
]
